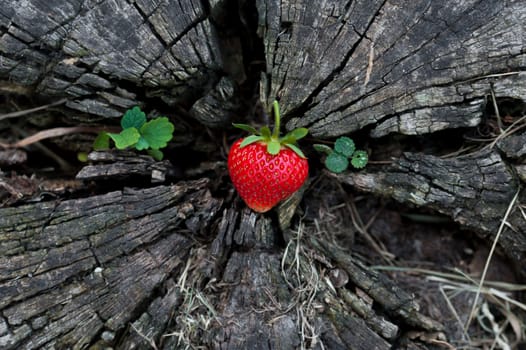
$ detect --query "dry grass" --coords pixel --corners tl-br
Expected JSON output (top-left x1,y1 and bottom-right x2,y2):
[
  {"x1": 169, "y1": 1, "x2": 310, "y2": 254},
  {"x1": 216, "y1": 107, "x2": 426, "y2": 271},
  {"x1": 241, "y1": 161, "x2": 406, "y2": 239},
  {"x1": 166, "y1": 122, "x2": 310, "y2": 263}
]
[
  {"x1": 372, "y1": 187, "x2": 526, "y2": 349},
  {"x1": 464, "y1": 188, "x2": 521, "y2": 330},
  {"x1": 162, "y1": 251, "x2": 219, "y2": 350},
  {"x1": 310, "y1": 166, "x2": 526, "y2": 349},
  {"x1": 376, "y1": 188, "x2": 526, "y2": 350},
  {"x1": 374, "y1": 265, "x2": 526, "y2": 349},
  {"x1": 281, "y1": 222, "x2": 326, "y2": 350}
]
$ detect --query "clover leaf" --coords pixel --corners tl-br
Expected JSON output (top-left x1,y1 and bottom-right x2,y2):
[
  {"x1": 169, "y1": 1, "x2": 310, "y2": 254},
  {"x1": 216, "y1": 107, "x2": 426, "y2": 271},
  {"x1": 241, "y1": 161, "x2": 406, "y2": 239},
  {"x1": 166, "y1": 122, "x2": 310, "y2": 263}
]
[
  {"x1": 334, "y1": 137, "x2": 355, "y2": 157},
  {"x1": 93, "y1": 131, "x2": 110, "y2": 150},
  {"x1": 351, "y1": 150, "x2": 368, "y2": 169},
  {"x1": 92, "y1": 106, "x2": 175, "y2": 160},
  {"x1": 314, "y1": 136, "x2": 368, "y2": 173},
  {"x1": 325, "y1": 152, "x2": 349, "y2": 173},
  {"x1": 121, "y1": 106, "x2": 146, "y2": 129},
  {"x1": 147, "y1": 149, "x2": 164, "y2": 161},
  {"x1": 108, "y1": 128, "x2": 141, "y2": 149},
  {"x1": 139, "y1": 117, "x2": 174, "y2": 150}
]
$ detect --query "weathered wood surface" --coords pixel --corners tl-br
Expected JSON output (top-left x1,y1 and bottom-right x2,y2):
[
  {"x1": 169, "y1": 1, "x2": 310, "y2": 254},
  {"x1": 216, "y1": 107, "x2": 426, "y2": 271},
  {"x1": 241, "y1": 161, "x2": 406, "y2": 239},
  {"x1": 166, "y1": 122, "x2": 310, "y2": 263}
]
[
  {"x1": 0, "y1": 0, "x2": 237, "y2": 126},
  {"x1": 1, "y1": 0, "x2": 525, "y2": 348},
  {"x1": 336, "y1": 148, "x2": 526, "y2": 277},
  {"x1": 0, "y1": 179, "x2": 221, "y2": 348},
  {"x1": 0, "y1": 192, "x2": 440, "y2": 349},
  {"x1": 254, "y1": 0, "x2": 526, "y2": 284},
  {"x1": 75, "y1": 151, "x2": 177, "y2": 183},
  {"x1": 257, "y1": 0, "x2": 526, "y2": 137},
  {"x1": 1, "y1": 0, "x2": 525, "y2": 134}
]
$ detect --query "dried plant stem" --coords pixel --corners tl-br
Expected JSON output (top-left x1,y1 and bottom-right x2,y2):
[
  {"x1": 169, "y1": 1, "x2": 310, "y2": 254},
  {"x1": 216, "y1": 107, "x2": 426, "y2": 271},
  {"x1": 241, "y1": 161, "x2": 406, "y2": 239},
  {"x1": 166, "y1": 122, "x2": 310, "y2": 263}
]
[
  {"x1": 0, "y1": 126, "x2": 118, "y2": 149},
  {"x1": 490, "y1": 87, "x2": 503, "y2": 133},
  {"x1": 464, "y1": 187, "x2": 521, "y2": 331},
  {"x1": 487, "y1": 114, "x2": 526, "y2": 149},
  {"x1": 0, "y1": 98, "x2": 67, "y2": 121}
]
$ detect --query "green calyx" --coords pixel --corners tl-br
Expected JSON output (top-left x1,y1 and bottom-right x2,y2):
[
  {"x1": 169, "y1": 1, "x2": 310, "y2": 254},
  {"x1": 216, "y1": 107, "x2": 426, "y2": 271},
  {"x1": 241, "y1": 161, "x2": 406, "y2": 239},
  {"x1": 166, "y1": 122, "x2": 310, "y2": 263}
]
[{"x1": 233, "y1": 100, "x2": 308, "y2": 158}]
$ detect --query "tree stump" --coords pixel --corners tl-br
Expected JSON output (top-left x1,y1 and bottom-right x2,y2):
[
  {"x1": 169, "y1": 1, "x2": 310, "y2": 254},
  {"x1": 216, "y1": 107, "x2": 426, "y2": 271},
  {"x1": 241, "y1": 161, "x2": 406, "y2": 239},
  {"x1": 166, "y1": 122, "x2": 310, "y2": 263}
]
[{"x1": 1, "y1": 0, "x2": 525, "y2": 349}]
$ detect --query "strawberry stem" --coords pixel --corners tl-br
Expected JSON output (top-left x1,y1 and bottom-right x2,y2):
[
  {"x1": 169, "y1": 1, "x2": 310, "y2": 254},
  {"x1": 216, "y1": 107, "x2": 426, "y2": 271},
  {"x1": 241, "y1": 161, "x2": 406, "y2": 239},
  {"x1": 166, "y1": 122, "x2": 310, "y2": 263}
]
[{"x1": 272, "y1": 100, "x2": 281, "y2": 140}]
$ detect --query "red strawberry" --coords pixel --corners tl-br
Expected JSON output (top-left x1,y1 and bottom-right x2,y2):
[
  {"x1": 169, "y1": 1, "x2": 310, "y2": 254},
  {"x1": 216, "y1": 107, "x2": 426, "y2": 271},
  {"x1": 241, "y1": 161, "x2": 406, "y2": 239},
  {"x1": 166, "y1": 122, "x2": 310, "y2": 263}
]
[{"x1": 228, "y1": 101, "x2": 309, "y2": 213}]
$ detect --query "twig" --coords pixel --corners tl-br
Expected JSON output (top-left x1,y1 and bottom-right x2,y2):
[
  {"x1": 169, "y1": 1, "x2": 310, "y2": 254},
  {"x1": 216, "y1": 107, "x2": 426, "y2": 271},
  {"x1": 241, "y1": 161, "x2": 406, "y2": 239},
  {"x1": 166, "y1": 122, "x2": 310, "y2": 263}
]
[
  {"x1": 439, "y1": 284, "x2": 471, "y2": 344},
  {"x1": 10, "y1": 125, "x2": 75, "y2": 172},
  {"x1": 0, "y1": 126, "x2": 117, "y2": 149},
  {"x1": 440, "y1": 145, "x2": 480, "y2": 159},
  {"x1": 335, "y1": 182, "x2": 395, "y2": 264},
  {"x1": 130, "y1": 323, "x2": 159, "y2": 350},
  {"x1": 464, "y1": 187, "x2": 521, "y2": 331},
  {"x1": 363, "y1": 42, "x2": 374, "y2": 87},
  {"x1": 460, "y1": 71, "x2": 521, "y2": 84},
  {"x1": 490, "y1": 87, "x2": 503, "y2": 133},
  {"x1": 486, "y1": 114, "x2": 526, "y2": 149},
  {"x1": 0, "y1": 98, "x2": 68, "y2": 121},
  {"x1": 372, "y1": 265, "x2": 526, "y2": 291}
]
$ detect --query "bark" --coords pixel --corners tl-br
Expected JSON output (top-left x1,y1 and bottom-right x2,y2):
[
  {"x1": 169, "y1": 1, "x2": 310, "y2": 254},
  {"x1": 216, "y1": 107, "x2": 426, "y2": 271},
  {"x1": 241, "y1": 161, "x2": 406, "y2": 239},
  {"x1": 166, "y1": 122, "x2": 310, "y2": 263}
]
[
  {"x1": 0, "y1": 179, "x2": 221, "y2": 348},
  {"x1": 1, "y1": 0, "x2": 525, "y2": 349},
  {"x1": 0, "y1": 0, "x2": 239, "y2": 127},
  {"x1": 0, "y1": 192, "x2": 440, "y2": 349},
  {"x1": 75, "y1": 151, "x2": 177, "y2": 183},
  {"x1": 257, "y1": 0, "x2": 526, "y2": 138},
  {"x1": 336, "y1": 148, "x2": 526, "y2": 277}
]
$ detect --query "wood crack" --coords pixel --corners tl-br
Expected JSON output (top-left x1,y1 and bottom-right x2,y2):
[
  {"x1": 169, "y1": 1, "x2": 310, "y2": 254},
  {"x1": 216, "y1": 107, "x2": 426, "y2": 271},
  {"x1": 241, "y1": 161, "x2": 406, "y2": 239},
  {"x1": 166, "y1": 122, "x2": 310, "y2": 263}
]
[{"x1": 285, "y1": 0, "x2": 389, "y2": 126}]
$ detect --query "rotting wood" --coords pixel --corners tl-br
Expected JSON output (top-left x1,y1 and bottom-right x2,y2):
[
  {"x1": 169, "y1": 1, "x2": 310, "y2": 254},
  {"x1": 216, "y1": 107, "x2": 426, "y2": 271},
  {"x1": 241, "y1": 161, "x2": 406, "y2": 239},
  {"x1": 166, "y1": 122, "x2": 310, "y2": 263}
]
[
  {"x1": 311, "y1": 238, "x2": 443, "y2": 332},
  {"x1": 335, "y1": 148, "x2": 526, "y2": 278},
  {"x1": 76, "y1": 151, "x2": 177, "y2": 183},
  {"x1": 257, "y1": 0, "x2": 526, "y2": 138},
  {"x1": 497, "y1": 131, "x2": 526, "y2": 159},
  {"x1": 0, "y1": 0, "x2": 240, "y2": 126},
  {"x1": 202, "y1": 208, "x2": 436, "y2": 350},
  {"x1": 0, "y1": 179, "x2": 221, "y2": 349},
  {"x1": 0, "y1": 199, "x2": 440, "y2": 349},
  {"x1": 0, "y1": 0, "x2": 524, "y2": 348},
  {"x1": 1, "y1": 0, "x2": 525, "y2": 135}
]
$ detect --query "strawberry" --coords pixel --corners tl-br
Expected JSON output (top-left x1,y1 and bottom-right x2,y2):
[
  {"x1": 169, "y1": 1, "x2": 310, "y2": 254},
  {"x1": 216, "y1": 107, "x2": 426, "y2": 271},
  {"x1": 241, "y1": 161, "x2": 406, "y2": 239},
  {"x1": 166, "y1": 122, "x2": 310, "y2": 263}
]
[{"x1": 228, "y1": 101, "x2": 309, "y2": 213}]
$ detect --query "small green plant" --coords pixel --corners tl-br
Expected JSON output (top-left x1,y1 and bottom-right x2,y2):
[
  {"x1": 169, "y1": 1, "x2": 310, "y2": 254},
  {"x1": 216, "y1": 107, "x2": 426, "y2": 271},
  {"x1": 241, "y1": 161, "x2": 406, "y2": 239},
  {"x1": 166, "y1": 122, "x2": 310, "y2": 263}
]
[
  {"x1": 93, "y1": 106, "x2": 174, "y2": 160},
  {"x1": 314, "y1": 136, "x2": 368, "y2": 173}
]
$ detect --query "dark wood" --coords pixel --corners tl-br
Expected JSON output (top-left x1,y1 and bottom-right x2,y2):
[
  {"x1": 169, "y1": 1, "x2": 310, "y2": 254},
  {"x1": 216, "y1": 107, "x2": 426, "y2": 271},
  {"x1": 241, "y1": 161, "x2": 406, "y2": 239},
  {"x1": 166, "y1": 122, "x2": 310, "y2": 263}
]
[
  {"x1": 190, "y1": 207, "x2": 437, "y2": 349},
  {"x1": 0, "y1": 0, "x2": 239, "y2": 126},
  {"x1": 0, "y1": 179, "x2": 221, "y2": 348},
  {"x1": 75, "y1": 151, "x2": 177, "y2": 183},
  {"x1": 497, "y1": 131, "x2": 526, "y2": 159},
  {"x1": 257, "y1": 0, "x2": 526, "y2": 138},
  {"x1": 0, "y1": 190, "x2": 439, "y2": 349},
  {"x1": 1, "y1": 0, "x2": 525, "y2": 349},
  {"x1": 336, "y1": 148, "x2": 526, "y2": 277}
]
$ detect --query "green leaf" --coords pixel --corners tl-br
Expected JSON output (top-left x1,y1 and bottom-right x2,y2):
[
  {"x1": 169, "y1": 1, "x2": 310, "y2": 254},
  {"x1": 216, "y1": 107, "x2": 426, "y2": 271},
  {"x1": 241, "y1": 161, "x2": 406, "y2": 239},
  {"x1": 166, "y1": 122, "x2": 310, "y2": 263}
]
[
  {"x1": 139, "y1": 117, "x2": 174, "y2": 150},
  {"x1": 121, "y1": 106, "x2": 146, "y2": 129},
  {"x1": 135, "y1": 136, "x2": 150, "y2": 151},
  {"x1": 148, "y1": 149, "x2": 164, "y2": 160},
  {"x1": 108, "y1": 128, "x2": 141, "y2": 149},
  {"x1": 93, "y1": 131, "x2": 110, "y2": 150},
  {"x1": 351, "y1": 150, "x2": 368, "y2": 169},
  {"x1": 233, "y1": 123, "x2": 258, "y2": 135},
  {"x1": 282, "y1": 128, "x2": 308, "y2": 143},
  {"x1": 240, "y1": 135, "x2": 264, "y2": 148},
  {"x1": 334, "y1": 137, "x2": 355, "y2": 157},
  {"x1": 267, "y1": 140, "x2": 281, "y2": 155},
  {"x1": 313, "y1": 144, "x2": 333, "y2": 155},
  {"x1": 284, "y1": 143, "x2": 306, "y2": 158},
  {"x1": 260, "y1": 126, "x2": 272, "y2": 139},
  {"x1": 325, "y1": 152, "x2": 349, "y2": 173},
  {"x1": 77, "y1": 152, "x2": 88, "y2": 162}
]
